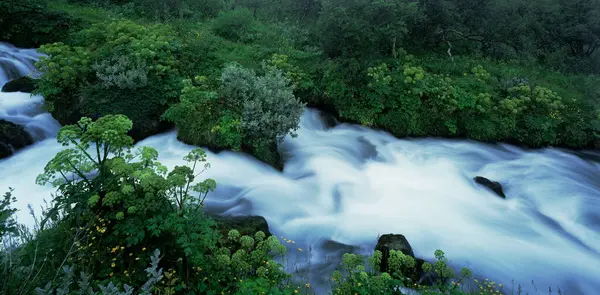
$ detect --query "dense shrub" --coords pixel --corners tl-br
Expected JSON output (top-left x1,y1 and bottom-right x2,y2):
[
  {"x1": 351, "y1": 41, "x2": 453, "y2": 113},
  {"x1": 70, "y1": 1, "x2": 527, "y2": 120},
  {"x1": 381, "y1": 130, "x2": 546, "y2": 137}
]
[
  {"x1": 34, "y1": 20, "x2": 184, "y2": 140},
  {"x1": 316, "y1": 55, "x2": 600, "y2": 148},
  {"x1": 163, "y1": 63, "x2": 305, "y2": 166}
]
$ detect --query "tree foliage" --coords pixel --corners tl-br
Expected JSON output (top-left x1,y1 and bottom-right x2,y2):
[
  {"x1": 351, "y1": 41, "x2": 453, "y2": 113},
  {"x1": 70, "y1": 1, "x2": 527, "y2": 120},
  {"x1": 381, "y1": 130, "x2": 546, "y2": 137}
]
[{"x1": 317, "y1": 0, "x2": 418, "y2": 59}]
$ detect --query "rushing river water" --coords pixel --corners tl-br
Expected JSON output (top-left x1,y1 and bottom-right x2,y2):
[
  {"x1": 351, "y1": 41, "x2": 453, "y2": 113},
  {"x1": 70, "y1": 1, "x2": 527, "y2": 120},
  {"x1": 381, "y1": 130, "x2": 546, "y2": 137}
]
[{"x1": 1, "y1": 44, "x2": 600, "y2": 295}]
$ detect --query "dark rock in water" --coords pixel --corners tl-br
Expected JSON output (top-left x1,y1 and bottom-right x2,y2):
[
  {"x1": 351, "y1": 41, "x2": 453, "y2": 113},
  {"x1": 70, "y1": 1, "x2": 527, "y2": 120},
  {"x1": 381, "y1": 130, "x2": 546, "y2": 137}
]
[
  {"x1": 1, "y1": 76, "x2": 37, "y2": 93},
  {"x1": 208, "y1": 214, "x2": 271, "y2": 238},
  {"x1": 318, "y1": 109, "x2": 339, "y2": 129},
  {"x1": 474, "y1": 176, "x2": 506, "y2": 199},
  {"x1": 375, "y1": 234, "x2": 434, "y2": 285},
  {"x1": 0, "y1": 119, "x2": 33, "y2": 159},
  {"x1": 128, "y1": 119, "x2": 174, "y2": 143}
]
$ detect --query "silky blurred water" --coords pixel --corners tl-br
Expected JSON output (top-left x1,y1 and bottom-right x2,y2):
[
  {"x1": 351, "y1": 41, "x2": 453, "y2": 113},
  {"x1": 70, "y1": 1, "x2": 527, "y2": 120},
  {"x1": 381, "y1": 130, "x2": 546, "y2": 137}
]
[{"x1": 1, "y1": 44, "x2": 599, "y2": 295}]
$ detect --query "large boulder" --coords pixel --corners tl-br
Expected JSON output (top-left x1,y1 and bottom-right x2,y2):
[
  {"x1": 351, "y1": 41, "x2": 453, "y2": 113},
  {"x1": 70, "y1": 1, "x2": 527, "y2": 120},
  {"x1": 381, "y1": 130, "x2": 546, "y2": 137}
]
[
  {"x1": 474, "y1": 176, "x2": 506, "y2": 199},
  {"x1": 0, "y1": 119, "x2": 33, "y2": 159},
  {"x1": 375, "y1": 234, "x2": 433, "y2": 285},
  {"x1": 1, "y1": 76, "x2": 37, "y2": 93}
]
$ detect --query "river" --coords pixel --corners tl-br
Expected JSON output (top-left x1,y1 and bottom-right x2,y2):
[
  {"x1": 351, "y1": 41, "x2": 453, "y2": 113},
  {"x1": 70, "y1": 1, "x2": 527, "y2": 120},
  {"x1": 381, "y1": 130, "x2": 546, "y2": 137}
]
[{"x1": 1, "y1": 43, "x2": 599, "y2": 295}]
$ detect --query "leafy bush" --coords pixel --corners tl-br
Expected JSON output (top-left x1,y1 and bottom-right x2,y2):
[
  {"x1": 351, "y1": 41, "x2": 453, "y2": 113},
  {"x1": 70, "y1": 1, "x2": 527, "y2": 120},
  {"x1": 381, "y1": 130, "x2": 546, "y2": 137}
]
[
  {"x1": 31, "y1": 114, "x2": 219, "y2": 288},
  {"x1": 317, "y1": 54, "x2": 600, "y2": 148},
  {"x1": 35, "y1": 20, "x2": 184, "y2": 140},
  {"x1": 164, "y1": 63, "x2": 305, "y2": 166}
]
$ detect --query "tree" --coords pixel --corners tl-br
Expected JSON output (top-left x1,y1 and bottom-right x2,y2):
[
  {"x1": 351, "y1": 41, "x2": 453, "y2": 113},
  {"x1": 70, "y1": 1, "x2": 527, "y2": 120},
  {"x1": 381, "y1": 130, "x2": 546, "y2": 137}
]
[
  {"x1": 317, "y1": 0, "x2": 418, "y2": 58},
  {"x1": 555, "y1": 0, "x2": 600, "y2": 57}
]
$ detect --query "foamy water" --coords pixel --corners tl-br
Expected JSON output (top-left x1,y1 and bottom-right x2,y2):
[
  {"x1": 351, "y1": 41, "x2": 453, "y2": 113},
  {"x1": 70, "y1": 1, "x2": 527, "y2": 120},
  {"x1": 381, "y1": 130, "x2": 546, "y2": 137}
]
[{"x1": 1, "y1": 44, "x2": 599, "y2": 295}]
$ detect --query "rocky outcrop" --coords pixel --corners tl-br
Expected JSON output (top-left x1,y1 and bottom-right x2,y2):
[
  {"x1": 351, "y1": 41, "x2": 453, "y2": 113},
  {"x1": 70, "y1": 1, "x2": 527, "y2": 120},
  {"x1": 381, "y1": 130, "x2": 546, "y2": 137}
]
[
  {"x1": 0, "y1": 119, "x2": 33, "y2": 159},
  {"x1": 375, "y1": 234, "x2": 433, "y2": 285},
  {"x1": 1, "y1": 76, "x2": 37, "y2": 93},
  {"x1": 474, "y1": 176, "x2": 506, "y2": 199}
]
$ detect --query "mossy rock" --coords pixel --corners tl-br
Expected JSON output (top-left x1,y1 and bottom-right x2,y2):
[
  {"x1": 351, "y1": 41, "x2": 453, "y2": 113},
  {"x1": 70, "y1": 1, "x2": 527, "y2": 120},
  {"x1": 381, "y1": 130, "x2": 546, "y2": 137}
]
[
  {"x1": 375, "y1": 234, "x2": 433, "y2": 286},
  {"x1": 0, "y1": 119, "x2": 33, "y2": 159},
  {"x1": 1, "y1": 76, "x2": 37, "y2": 93}
]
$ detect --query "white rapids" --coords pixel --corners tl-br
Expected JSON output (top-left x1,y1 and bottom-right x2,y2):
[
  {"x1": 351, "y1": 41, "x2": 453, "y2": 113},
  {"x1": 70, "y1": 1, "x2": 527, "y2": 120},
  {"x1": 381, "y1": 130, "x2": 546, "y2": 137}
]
[{"x1": 1, "y1": 44, "x2": 599, "y2": 295}]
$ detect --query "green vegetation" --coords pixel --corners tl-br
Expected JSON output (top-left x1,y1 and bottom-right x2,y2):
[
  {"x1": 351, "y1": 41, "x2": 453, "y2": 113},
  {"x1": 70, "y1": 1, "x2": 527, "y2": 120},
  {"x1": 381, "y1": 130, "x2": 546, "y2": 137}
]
[
  {"x1": 20, "y1": 0, "x2": 600, "y2": 151},
  {"x1": 2, "y1": 0, "x2": 599, "y2": 293},
  {"x1": 162, "y1": 63, "x2": 305, "y2": 166},
  {"x1": 34, "y1": 20, "x2": 184, "y2": 140}
]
